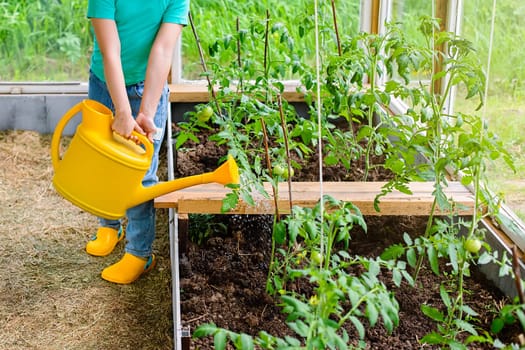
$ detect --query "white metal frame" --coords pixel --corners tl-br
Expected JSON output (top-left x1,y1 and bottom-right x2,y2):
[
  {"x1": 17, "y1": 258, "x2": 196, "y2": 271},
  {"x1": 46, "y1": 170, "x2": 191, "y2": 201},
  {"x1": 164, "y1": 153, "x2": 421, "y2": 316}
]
[
  {"x1": 170, "y1": 40, "x2": 183, "y2": 84},
  {"x1": 441, "y1": 0, "x2": 464, "y2": 115},
  {"x1": 166, "y1": 106, "x2": 190, "y2": 350}
]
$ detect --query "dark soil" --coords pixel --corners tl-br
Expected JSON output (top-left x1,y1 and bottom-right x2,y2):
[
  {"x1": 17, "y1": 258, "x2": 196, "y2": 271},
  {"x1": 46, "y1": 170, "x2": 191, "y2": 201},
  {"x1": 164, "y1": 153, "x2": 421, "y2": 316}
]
[{"x1": 172, "y1": 125, "x2": 522, "y2": 349}]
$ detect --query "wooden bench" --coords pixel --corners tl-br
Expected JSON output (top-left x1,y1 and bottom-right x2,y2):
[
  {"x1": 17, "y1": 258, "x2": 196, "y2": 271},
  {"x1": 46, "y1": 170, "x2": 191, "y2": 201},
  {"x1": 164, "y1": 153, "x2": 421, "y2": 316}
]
[
  {"x1": 155, "y1": 181, "x2": 476, "y2": 254},
  {"x1": 154, "y1": 181, "x2": 475, "y2": 216}
]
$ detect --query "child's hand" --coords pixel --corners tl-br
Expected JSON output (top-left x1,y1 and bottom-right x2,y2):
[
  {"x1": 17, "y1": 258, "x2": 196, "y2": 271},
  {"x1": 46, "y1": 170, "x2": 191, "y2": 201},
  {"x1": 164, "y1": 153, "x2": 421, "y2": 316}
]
[
  {"x1": 112, "y1": 113, "x2": 145, "y2": 144},
  {"x1": 135, "y1": 112, "x2": 157, "y2": 143}
]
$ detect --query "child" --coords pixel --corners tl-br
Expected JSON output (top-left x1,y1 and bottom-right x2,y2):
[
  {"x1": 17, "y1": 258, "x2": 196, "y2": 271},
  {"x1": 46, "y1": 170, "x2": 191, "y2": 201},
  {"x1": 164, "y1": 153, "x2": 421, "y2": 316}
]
[{"x1": 85, "y1": 0, "x2": 189, "y2": 284}]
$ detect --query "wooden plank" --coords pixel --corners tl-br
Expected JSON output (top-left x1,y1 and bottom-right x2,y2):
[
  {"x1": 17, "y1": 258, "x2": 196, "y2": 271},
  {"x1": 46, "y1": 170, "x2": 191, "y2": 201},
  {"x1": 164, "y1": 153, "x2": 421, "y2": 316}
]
[
  {"x1": 169, "y1": 82, "x2": 210, "y2": 102},
  {"x1": 154, "y1": 181, "x2": 475, "y2": 216},
  {"x1": 168, "y1": 82, "x2": 305, "y2": 103}
]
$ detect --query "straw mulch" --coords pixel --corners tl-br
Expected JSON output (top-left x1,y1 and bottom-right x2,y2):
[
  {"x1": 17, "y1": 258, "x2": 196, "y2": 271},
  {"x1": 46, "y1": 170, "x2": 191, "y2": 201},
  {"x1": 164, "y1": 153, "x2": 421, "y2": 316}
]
[{"x1": 0, "y1": 130, "x2": 173, "y2": 350}]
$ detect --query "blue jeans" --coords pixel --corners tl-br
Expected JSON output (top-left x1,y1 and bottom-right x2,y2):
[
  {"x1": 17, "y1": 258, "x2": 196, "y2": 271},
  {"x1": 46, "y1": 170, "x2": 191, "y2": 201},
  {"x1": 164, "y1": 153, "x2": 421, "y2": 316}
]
[{"x1": 88, "y1": 71, "x2": 168, "y2": 258}]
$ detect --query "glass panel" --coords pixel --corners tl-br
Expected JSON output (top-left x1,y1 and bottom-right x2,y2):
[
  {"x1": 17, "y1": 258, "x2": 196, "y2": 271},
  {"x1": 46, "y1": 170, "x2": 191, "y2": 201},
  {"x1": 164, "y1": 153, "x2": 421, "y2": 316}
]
[
  {"x1": 389, "y1": 0, "x2": 433, "y2": 83},
  {"x1": 1, "y1": 0, "x2": 363, "y2": 83},
  {"x1": 455, "y1": 0, "x2": 525, "y2": 220},
  {"x1": 181, "y1": 0, "x2": 361, "y2": 80},
  {"x1": 390, "y1": 0, "x2": 432, "y2": 46},
  {"x1": 0, "y1": 0, "x2": 91, "y2": 82}
]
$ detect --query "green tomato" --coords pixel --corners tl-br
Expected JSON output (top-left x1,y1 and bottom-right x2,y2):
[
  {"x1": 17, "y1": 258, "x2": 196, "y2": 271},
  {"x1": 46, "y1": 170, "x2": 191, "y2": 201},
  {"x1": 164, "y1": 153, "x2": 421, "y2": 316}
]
[
  {"x1": 310, "y1": 251, "x2": 323, "y2": 265},
  {"x1": 272, "y1": 164, "x2": 285, "y2": 176},
  {"x1": 196, "y1": 106, "x2": 213, "y2": 122},
  {"x1": 282, "y1": 167, "x2": 294, "y2": 179},
  {"x1": 465, "y1": 238, "x2": 482, "y2": 253}
]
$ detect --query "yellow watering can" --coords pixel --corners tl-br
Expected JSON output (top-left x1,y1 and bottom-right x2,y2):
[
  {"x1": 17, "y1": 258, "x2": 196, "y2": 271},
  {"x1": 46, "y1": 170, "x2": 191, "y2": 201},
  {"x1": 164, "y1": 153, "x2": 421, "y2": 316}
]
[{"x1": 51, "y1": 99, "x2": 239, "y2": 220}]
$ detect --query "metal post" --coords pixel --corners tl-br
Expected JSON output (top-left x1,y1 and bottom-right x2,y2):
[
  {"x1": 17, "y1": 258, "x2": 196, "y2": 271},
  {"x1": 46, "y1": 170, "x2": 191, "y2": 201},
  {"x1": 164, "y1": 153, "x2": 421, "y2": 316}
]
[{"x1": 166, "y1": 106, "x2": 188, "y2": 350}]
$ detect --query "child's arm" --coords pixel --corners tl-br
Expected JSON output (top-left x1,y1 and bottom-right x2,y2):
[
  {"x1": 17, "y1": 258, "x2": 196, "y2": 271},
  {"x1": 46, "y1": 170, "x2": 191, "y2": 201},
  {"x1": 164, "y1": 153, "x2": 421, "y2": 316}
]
[
  {"x1": 90, "y1": 18, "x2": 143, "y2": 142},
  {"x1": 136, "y1": 23, "x2": 184, "y2": 142}
]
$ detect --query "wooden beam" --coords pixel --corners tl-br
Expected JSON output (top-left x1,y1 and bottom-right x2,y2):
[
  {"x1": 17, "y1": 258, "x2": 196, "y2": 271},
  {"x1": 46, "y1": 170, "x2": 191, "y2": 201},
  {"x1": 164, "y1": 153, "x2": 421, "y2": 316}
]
[
  {"x1": 370, "y1": 0, "x2": 381, "y2": 35},
  {"x1": 168, "y1": 82, "x2": 305, "y2": 103},
  {"x1": 169, "y1": 82, "x2": 210, "y2": 102},
  {"x1": 154, "y1": 181, "x2": 476, "y2": 216}
]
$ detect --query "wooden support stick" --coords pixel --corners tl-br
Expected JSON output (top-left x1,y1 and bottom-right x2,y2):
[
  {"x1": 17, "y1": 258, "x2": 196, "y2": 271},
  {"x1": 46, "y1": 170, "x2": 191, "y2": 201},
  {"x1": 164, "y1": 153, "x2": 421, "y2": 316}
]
[{"x1": 512, "y1": 245, "x2": 525, "y2": 304}]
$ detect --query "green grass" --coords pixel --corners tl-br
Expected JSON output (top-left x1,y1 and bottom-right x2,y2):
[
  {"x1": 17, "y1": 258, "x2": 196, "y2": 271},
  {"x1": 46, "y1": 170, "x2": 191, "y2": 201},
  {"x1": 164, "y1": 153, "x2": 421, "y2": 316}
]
[
  {"x1": 0, "y1": 0, "x2": 91, "y2": 81},
  {"x1": 456, "y1": 91, "x2": 525, "y2": 219}
]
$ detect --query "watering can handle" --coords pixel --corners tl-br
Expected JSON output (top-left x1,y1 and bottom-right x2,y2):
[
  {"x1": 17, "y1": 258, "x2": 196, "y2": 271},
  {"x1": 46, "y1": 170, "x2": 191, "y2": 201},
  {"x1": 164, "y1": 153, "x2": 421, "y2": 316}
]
[
  {"x1": 51, "y1": 101, "x2": 155, "y2": 170},
  {"x1": 139, "y1": 131, "x2": 154, "y2": 157},
  {"x1": 51, "y1": 101, "x2": 83, "y2": 170},
  {"x1": 120, "y1": 130, "x2": 154, "y2": 160}
]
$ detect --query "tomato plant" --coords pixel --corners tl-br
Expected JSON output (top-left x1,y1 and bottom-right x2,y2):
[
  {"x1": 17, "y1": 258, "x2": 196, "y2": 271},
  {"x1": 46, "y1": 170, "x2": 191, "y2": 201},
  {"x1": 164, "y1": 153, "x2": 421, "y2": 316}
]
[{"x1": 183, "y1": 11, "x2": 517, "y2": 349}]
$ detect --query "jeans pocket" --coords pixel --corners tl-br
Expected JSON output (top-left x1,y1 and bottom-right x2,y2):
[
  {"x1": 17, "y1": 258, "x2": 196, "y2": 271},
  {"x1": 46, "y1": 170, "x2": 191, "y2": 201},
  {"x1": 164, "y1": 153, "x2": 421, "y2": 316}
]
[{"x1": 132, "y1": 81, "x2": 145, "y2": 99}]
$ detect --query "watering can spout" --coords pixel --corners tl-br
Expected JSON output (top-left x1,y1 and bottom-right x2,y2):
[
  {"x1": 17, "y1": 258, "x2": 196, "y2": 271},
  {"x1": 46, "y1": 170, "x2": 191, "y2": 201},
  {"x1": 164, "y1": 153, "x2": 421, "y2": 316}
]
[{"x1": 132, "y1": 155, "x2": 240, "y2": 207}]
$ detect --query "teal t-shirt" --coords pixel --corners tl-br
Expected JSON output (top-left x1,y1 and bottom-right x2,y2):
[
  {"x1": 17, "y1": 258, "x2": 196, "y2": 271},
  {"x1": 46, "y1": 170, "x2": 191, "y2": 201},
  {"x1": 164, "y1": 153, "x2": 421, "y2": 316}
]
[{"x1": 88, "y1": 0, "x2": 189, "y2": 85}]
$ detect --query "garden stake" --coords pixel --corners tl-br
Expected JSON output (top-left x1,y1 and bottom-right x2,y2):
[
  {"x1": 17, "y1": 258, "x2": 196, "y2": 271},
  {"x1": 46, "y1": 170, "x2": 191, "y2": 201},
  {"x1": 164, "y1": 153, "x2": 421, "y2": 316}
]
[
  {"x1": 236, "y1": 17, "x2": 243, "y2": 92},
  {"x1": 277, "y1": 94, "x2": 294, "y2": 214},
  {"x1": 512, "y1": 245, "x2": 525, "y2": 304},
  {"x1": 330, "y1": 0, "x2": 342, "y2": 56},
  {"x1": 263, "y1": 10, "x2": 269, "y2": 81},
  {"x1": 188, "y1": 11, "x2": 222, "y2": 117},
  {"x1": 260, "y1": 117, "x2": 280, "y2": 219}
]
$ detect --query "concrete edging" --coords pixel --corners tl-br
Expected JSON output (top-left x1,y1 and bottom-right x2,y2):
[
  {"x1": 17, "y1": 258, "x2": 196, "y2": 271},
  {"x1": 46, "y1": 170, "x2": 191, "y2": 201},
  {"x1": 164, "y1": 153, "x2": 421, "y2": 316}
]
[{"x1": 0, "y1": 95, "x2": 86, "y2": 135}]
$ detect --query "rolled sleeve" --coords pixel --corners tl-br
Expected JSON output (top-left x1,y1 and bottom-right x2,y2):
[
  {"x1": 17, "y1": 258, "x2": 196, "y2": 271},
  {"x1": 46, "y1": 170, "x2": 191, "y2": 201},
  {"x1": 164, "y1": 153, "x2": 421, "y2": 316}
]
[
  {"x1": 163, "y1": 0, "x2": 189, "y2": 25},
  {"x1": 87, "y1": 0, "x2": 116, "y2": 19}
]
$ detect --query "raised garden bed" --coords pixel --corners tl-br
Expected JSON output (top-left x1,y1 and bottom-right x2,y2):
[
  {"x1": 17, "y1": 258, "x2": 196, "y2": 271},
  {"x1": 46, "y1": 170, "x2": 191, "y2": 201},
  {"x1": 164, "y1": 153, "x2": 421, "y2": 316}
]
[
  {"x1": 155, "y1": 124, "x2": 525, "y2": 349},
  {"x1": 156, "y1": 15, "x2": 525, "y2": 349}
]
